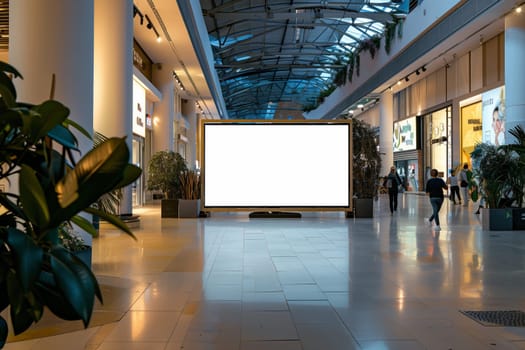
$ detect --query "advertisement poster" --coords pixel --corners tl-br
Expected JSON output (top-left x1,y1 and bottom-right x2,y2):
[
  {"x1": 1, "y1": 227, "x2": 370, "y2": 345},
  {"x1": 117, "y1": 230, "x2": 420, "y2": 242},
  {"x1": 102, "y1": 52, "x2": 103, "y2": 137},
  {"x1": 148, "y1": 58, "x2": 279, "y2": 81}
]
[
  {"x1": 460, "y1": 101, "x2": 482, "y2": 163},
  {"x1": 482, "y1": 86, "x2": 505, "y2": 145},
  {"x1": 393, "y1": 117, "x2": 417, "y2": 152}
]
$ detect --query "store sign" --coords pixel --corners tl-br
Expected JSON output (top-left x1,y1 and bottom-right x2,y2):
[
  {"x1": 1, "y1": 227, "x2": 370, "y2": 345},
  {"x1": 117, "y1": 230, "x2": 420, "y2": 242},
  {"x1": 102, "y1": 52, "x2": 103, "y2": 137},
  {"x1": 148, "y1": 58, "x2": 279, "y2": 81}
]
[
  {"x1": 482, "y1": 85, "x2": 505, "y2": 145},
  {"x1": 133, "y1": 80, "x2": 146, "y2": 138},
  {"x1": 393, "y1": 117, "x2": 417, "y2": 152}
]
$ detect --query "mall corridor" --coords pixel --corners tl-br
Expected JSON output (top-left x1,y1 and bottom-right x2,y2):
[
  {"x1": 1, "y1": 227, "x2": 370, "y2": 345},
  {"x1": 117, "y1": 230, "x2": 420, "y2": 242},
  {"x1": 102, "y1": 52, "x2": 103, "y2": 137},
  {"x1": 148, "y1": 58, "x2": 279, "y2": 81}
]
[{"x1": 4, "y1": 194, "x2": 525, "y2": 350}]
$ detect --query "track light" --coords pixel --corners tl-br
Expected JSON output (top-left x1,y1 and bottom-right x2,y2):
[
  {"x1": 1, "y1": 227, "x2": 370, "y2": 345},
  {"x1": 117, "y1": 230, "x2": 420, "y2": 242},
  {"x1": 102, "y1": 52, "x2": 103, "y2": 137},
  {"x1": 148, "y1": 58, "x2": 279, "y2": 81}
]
[
  {"x1": 421, "y1": 66, "x2": 427, "y2": 72},
  {"x1": 405, "y1": 76, "x2": 409, "y2": 82},
  {"x1": 145, "y1": 14, "x2": 161, "y2": 42},
  {"x1": 133, "y1": 5, "x2": 144, "y2": 25},
  {"x1": 415, "y1": 69, "x2": 420, "y2": 75},
  {"x1": 145, "y1": 15, "x2": 153, "y2": 29}
]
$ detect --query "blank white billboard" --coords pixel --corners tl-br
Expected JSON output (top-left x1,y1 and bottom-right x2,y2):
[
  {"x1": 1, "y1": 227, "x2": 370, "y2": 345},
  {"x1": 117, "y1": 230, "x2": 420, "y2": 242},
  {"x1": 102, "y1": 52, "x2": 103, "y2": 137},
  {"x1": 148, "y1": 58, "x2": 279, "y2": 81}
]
[{"x1": 202, "y1": 121, "x2": 351, "y2": 209}]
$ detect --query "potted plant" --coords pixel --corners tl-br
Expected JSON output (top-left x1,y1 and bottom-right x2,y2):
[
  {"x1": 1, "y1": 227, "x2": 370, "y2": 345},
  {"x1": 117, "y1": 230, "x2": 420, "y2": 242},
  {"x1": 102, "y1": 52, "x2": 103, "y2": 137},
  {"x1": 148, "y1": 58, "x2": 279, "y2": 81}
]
[
  {"x1": 0, "y1": 62, "x2": 141, "y2": 347},
  {"x1": 351, "y1": 119, "x2": 382, "y2": 218},
  {"x1": 470, "y1": 126, "x2": 525, "y2": 230},
  {"x1": 178, "y1": 169, "x2": 201, "y2": 218},
  {"x1": 146, "y1": 150, "x2": 187, "y2": 217}
]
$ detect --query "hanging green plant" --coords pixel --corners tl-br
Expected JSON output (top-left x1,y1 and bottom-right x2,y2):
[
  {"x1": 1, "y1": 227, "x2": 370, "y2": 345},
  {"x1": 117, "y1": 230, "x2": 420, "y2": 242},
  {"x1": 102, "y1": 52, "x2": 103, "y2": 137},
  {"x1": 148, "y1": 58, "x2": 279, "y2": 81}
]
[
  {"x1": 384, "y1": 22, "x2": 396, "y2": 54},
  {"x1": 333, "y1": 66, "x2": 347, "y2": 87},
  {"x1": 303, "y1": 103, "x2": 317, "y2": 112},
  {"x1": 356, "y1": 54, "x2": 361, "y2": 77},
  {"x1": 347, "y1": 52, "x2": 355, "y2": 83},
  {"x1": 397, "y1": 18, "x2": 404, "y2": 39},
  {"x1": 359, "y1": 36, "x2": 381, "y2": 59},
  {"x1": 384, "y1": 17, "x2": 404, "y2": 55},
  {"x1": 317, "y1": 85, "x2": 336, "y2": 104}
]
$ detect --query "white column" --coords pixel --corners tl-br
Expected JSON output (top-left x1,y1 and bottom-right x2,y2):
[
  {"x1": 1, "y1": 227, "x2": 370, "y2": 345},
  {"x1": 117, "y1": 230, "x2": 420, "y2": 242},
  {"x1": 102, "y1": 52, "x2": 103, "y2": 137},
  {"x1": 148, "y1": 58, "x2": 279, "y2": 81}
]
[
  {"x1": 94, "y1": 0, "x2": 134, "y2": 215},
  {"x1": 10, "y1": 0, "x2": 94, "y2": 153},
  {"x1": 152, "y1": 64, "x2": 175, "y2": 152},
  {"x1": 182, "y1": 98, "x2": 197, "y2": 169},
  {"x1": 10, "y1": 0, "x2": 95, "y2": 244},
  {"x1": 379, "y1": 90, "x2": 394, "y2": 176},
  {"x1": 505, "y1": 9, "x2": 525, "y2": 138}
]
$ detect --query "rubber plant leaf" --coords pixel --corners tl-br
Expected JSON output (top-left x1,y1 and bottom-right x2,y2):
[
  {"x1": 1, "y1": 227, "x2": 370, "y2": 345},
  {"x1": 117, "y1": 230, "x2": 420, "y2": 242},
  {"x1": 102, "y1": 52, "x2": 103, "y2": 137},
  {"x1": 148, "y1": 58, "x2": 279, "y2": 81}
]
[
  {"x1": 70, "y1": 214, "x2": 98, "y2": 238},
  {"x1": 6, "y1": 227, "x2": 44, "y2": 292},
  {"x1": 63, "y1": 118, "x2": 92, "y2": 141},
  {"x1": 19, "y1": 164, "x2": 50, "y2": 228},
  {"x1": 84, "y1": 207, "x2": 136, "y2": 239},
  {"x1": 7, "y1": 272, "x2": 36, "y2": 335},
  {"x1": 30, "y1": 100, "x2": 70, "y2": 142},
  {"x1": 48, "y1": 246, "x2": 101, "y2": 326},
  {"x1": 55, "y1": 137, "x2": 130, "y2": 215},
  {"x1": 47, "y1": 124, "x2": 79, "y2": 151},
  {"x1": 113, "y1": 163, "x2": 142, "y2": 190}
]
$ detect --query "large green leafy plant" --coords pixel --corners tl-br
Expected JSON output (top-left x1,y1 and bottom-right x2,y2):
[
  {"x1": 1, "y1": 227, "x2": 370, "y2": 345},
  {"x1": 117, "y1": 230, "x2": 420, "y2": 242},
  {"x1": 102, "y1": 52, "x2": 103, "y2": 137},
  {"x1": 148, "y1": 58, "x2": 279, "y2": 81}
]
[
  {"x1": 470, "y1": 126, "x2": 525, "y2": 208},
  {"x1": 0, "y1": 62, "x2": 141, "y2": 347},
  {"x1": 352, "y1": 119, "x2": 382, "y2": 199},
  {"x1": 146, "y1": 150, "x2": 187, "y2": 199}
]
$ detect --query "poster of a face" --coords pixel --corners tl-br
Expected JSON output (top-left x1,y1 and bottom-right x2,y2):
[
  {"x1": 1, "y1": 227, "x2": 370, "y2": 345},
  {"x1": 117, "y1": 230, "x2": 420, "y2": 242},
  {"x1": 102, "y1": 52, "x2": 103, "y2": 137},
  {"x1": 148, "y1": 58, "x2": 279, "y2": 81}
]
[{"x1": 482, "y1": 86, "x2": 505, "y2": 145}]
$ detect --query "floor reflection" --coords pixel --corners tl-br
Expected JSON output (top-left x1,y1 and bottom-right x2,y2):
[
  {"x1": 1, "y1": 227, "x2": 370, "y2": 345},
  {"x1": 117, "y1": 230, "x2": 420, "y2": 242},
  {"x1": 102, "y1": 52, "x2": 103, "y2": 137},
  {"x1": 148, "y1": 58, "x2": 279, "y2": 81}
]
[{"x1": 6, "y1": 195, "x2": 525, "y2": 349}]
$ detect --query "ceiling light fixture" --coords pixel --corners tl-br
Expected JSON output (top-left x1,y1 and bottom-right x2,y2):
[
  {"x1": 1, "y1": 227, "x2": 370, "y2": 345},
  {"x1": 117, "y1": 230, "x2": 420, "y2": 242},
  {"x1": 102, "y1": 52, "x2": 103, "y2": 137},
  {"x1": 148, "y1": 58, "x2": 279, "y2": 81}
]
[
  {"x1": 133, "y1": 5, "x2": 144, "y2": 25},
  {"x1": 137, "y1": 13, "x2": 161, "y2": 42}
]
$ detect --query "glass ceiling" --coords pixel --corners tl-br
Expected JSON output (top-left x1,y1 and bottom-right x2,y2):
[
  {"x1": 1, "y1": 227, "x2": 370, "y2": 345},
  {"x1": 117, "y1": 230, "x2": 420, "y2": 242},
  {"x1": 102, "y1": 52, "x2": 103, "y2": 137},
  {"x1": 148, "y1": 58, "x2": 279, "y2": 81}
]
[{"x1": 199, "y1": 0, "x2": 409, "y2": 119}]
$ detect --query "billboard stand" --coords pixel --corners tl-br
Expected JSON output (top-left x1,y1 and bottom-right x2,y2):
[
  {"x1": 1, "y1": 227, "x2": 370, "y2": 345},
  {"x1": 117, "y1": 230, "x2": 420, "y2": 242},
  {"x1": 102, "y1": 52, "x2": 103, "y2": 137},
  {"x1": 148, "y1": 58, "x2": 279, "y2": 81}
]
[{"x1": 249, "y1": 211, "x2": 302, "y2": 218}]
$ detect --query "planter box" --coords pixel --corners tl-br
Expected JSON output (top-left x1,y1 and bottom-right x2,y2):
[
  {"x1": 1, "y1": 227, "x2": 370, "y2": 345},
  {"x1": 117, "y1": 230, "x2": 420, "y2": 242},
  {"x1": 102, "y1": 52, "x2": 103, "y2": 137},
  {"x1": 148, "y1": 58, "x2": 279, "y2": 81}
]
[
  {"x1": 161, "y1": 199, "x2": 179, "y2": 218},
  {"x1": 513, "y1": 208, "x2": 525, "y2": 230},
  {"x1": 481, "y1": 208, "x2": 513, "y2": 231},
  {"x1": 353, "y1": 198, "x2": 373, "y2": 218},
  {"x1": 178, "y1": 199, "x2": 201, "y2": 218}
]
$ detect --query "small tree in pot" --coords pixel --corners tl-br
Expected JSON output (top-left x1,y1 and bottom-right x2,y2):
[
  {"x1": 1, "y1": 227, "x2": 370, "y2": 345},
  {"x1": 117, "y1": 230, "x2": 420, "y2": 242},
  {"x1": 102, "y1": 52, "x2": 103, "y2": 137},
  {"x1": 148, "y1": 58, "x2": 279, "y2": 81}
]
[
  {"x1": 351, "y1": 119, "x2": 382, "y2": 217},
  {"x1": 146, "y1": 151, "x2": 187, "y2": 217}
]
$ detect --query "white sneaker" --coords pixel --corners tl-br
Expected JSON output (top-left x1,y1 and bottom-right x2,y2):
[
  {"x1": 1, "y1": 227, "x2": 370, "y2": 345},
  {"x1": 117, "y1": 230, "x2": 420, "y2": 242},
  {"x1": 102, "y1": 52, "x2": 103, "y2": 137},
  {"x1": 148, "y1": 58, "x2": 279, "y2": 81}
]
[{"x1": 434, "y1": 225, "x2": 441, "y2": 231}]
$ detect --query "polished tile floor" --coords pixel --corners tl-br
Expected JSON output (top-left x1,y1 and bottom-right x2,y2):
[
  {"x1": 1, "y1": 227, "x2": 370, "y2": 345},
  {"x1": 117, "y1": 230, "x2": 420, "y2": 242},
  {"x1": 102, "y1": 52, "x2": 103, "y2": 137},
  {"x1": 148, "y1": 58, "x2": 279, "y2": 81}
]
[{"x1": 5, "y1": 193, "x2": 525, "y2": 349}]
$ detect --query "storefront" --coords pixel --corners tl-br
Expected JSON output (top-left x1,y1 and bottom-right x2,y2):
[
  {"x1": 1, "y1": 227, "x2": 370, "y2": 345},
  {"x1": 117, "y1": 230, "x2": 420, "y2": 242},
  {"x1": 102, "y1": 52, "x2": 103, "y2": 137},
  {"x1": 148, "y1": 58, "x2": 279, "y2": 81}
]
[
  {"x1": 393, "y1": 116, "x2": 422, "y2": 191},
  {"x1": 423, "y1": 106, "x2": 452, "y2": 182},
  {"x1": 132, "y1": 79, "x2": 146, "y2": 207}
]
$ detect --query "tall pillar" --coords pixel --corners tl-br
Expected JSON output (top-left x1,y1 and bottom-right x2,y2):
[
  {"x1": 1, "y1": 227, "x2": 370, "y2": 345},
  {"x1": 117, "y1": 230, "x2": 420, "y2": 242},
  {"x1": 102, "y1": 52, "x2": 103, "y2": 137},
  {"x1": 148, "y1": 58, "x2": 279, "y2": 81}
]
[
  {"x1": 505, "y1": 9, "x2": 525, "y2": 139},
  {"x1": 10, "y1": 0, "x2": 94, "y2": 153},
  {"x1": 94, "y1": 0, "x2": 134, "y2": 216},
  {"x1": 152, "y1": 64, "x2": 175, "y2": 152},
  {"x1": 379, "y1": 90, "x2": 394, "y2": 176},
  {"x1": 182, "y1": 98, "x2": 197, "y2": 169},
  {"x1": 10, "y1": 0, "x2": 95, "y2": 244}
]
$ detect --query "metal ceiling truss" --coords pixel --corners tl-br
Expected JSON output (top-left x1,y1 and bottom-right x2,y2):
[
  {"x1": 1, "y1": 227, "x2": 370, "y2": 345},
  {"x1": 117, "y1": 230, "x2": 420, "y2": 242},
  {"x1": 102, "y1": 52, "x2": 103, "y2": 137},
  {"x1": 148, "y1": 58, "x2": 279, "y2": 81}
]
[{"x1": 200, "y1": 0, "x2": 409, "y2": 119}]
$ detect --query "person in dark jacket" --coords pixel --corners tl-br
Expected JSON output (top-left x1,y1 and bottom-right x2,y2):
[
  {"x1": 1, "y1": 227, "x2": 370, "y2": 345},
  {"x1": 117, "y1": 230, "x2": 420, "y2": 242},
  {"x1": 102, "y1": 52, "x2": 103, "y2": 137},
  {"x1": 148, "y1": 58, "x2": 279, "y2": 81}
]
[
  {"x1": 384, "y1": 166, "x2": 404, "y2": 215},
  {"x1": 426, "y1": 168, "x2": 448, "y2": 231}
]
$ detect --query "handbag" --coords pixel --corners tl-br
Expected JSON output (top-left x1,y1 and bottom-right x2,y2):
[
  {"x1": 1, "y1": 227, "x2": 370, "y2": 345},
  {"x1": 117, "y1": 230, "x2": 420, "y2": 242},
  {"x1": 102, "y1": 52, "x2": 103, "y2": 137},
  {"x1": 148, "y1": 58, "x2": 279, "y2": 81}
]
[{"x1": 461, "y1": 180, "x2": 468, "y2": 187}]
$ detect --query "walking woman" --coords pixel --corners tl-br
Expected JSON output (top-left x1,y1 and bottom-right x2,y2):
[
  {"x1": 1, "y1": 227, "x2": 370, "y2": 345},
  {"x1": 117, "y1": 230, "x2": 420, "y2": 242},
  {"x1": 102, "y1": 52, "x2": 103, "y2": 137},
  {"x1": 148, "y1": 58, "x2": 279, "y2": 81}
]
[
  {"x1": 426, "y1": 168, "x2": 448, "y2": 231},
  {"x1": 384, "y1": 166, "x2": 404, "y2": 215}
]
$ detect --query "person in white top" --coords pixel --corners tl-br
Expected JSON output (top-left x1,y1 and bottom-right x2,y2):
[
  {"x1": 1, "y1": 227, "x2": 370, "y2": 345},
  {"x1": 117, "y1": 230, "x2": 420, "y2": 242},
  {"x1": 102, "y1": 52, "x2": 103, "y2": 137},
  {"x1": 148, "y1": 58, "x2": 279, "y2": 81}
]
[
  {"x1": 447, "y1": 169, "x2": 461, "y2": 205},
  {"x1": 459, "y1": 163, "x2": 470, "y2": 207}
]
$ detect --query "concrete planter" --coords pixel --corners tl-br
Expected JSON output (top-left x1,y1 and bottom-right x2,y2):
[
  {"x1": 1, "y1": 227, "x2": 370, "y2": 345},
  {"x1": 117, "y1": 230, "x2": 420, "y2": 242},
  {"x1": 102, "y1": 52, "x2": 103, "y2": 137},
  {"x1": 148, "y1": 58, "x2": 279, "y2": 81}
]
[
  {"x1": 353, "y1": 198, "x2": 374, "y2": 218},
  {"x1": 178, "y1": 199, "x2": 201, "y2": 218},
  {"x1": 161, "y1": 199, "x2": 179, "y2": 218},
  {"x1": 481, "y1": 208, "x2": 513, "y2": 231}
]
